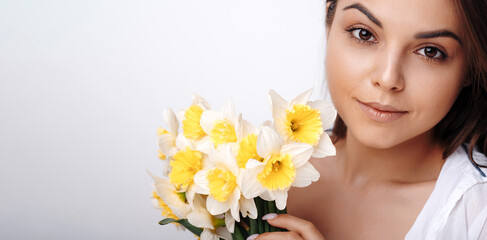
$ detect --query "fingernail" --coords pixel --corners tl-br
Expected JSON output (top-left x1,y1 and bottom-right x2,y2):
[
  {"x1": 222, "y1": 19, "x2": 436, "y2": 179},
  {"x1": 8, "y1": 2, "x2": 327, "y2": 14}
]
[
  {"x1": 262, "y1": 213, "x2": 278, "y2": 220},
  {"x1": 247, "y1": 234, "x2": 259, "y2": 240}
]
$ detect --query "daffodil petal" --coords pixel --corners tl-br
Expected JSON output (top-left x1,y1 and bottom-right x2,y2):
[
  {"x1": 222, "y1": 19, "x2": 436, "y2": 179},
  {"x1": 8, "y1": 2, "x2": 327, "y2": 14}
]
[
  {"x1": 195, "y1": 136, "x2": 214, "y2": 154},
  {"x1": 176, "y1": 110, "x2": 185, "y2": 123},
  {"x1": 259, "y1": 191, "x2": 274, "y2": 201},
  {"x1": 245, "y1": 158, "x2": 265, "y2": 169},
  {"x1": 225, "y1": 211, "x2": 235, "y2": 234},
  {"x1": 186, "y1": 185, "x2": 196, "y2": 208},
  {"x1": 311, "y1": 133, "x2": 336, "y2": 158},
  {"x1": 161, "y1": 160, "x2": 171, "y2": 177},
  {"x1": 148, "y1": 172, "x2": 192, "y2": 219},
  {"x1": 261, "y1": 120, "x2": 273, "y2": 127},
  {"x1": 163, "y1": 108, "x2": 179, "y2": 136},
  {"x1": 200, "y1": 110, "x2": 221, "y2": 134},
  {"x1": 309, "y1": 100, "x2": 337, "y2": 130},
  {"x1": 292, "y1": 162, "x2": 320, "y2": 187},
  {"x1": 207, "y1": 196, "x2": 230, "y2": 215},
  {"x1": 209, "y1": 147, "x2": 219, "y2": 165},
  {"x1": 188, "y1": 211, "x2": 213, "y2": 230},
  {"x1": 218, "y1": 144, "x2": 239, "y2": 175},
  {"x1": 272, "y1": 190, "x2": 288, "y2": 210},
  {"x1": 201, "y1": 228, "x2": 219, "y2": 240},
  {"x1": 229, "y1": 190, "x2": 241, "y2": 222},
  {"x1": 191, "y1": 93, "x2": 210, "y2": 110},
  {"x1": 175, "y1": 133, "x2": 193, "y2": 150},
  {"x1": 257, "y1": 126, "x2": 283, "y2": 158},
  {"x1": 216, "y1": 226, "x2": 232, "y2": 240},
  {"x1": 193, "y1": 193, "x2": 207, "y2": 210},
  {"x1": 240, "y1": 168, "x2": 266, "y2": 199},
  {"x1": 269, "y1": 90, "x2": 288, "y2": 120},
  {"x1": 193, "y1": 169, "x2": 210, "y2": 195},
  {"x1": 240, "y1": 197, "x2": 258, "y2": 219},
  {"x1": 158, "y1": 133, "x2": 177, "y2": 157},
  {"x1": 290, "y1": 88, "x2": 313, "y2": 106},
  {"x1": 222, "y1": 99, "x2": 237, "y2": 124},
  {"x1": 187, "y1": 195, "x2": 214, "y2": 229},
  {"x1": 237, "y1": 114, "x2": 255, "y2": 141},
  {"x1": 281, "y1": 142, "x2": 314, "y2": 169}
]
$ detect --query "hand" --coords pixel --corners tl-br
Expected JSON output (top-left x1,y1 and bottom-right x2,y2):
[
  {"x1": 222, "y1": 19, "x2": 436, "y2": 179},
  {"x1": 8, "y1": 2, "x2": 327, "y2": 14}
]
[{"x1": 246, "y1": 213, "x2": 325, "y2": 240}]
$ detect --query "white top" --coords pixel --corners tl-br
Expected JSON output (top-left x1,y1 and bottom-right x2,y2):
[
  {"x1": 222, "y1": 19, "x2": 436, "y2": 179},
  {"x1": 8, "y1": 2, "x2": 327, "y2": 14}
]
[{"x1": 405, "y1": 145, "x2": 487, "y2": 240}]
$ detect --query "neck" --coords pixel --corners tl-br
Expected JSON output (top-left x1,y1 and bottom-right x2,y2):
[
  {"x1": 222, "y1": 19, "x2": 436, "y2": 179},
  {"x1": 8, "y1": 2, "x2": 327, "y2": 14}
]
[{"x1": 336, "y1": 130, "x2": 446, "y2": 187}]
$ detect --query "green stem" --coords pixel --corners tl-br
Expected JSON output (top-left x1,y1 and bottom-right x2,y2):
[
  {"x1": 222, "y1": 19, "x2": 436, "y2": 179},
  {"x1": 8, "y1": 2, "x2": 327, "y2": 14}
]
[
  {"x1": 237, "y1": 221, "x2": 249, "y2": 239},
  {"x1": 249, "y1": 217, "x2": 258, "y2": 235},
  {"x1": 232, "y1": 223, "x2": 245, "y2": 240},
  {"x1": 267, "y1": 200, "x2": 277, "y2": 232},
  {"x1": 277, "y1": 207, "x2": 287, "y2": 214},
  {"x1": 255, "y1": 197, "x2": 265, "y2": 234},
  {"x1": 263, "y1": 199, "x2": 270, "y2": 233}
]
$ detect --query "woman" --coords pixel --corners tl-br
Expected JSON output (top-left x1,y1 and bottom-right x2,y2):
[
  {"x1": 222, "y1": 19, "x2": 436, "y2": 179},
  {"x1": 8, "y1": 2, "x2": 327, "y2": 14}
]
[{"x1": 247, "y1": 0, "x2": 487, "y2": 239}]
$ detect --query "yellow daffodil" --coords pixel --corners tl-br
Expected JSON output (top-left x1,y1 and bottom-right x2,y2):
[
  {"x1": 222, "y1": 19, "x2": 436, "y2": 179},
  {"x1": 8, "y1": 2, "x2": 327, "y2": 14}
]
[
  {"x1": 240, "y1": 126, "x2": 319, "y2": 210},
  {"x1": 187, "y1": 194, "x2": 232, "y2": 240},
  {"x1": 157, "y1": 108, "x2": 179, "y2": 160},
  {"x1": 269, "y1": 89, "x2": 337, "y2": 158},
  {"x1": 198, "y1": 100, "x2": 241, "y2": 153},
  {"x1": 193, "y1": 144, "x2": 257, "y2": 233}
]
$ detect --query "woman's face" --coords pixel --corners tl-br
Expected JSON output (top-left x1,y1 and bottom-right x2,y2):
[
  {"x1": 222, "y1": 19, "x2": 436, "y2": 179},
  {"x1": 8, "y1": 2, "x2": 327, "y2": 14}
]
[{"x1": 326, "y1": 0, "x2": 466, "y2": 149}]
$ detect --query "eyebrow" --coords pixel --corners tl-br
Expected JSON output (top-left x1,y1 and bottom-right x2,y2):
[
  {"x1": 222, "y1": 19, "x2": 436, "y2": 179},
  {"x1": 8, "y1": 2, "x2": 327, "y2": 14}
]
[
  {"x1": 343, "y1": 3, "x2": 462, "y2": 45},
  {"x1": 415, "y1": 30, "x2": 462, "y2": 45},
  {"x1": 343, "y1": 3, "x2": 382, "y2": 28}
]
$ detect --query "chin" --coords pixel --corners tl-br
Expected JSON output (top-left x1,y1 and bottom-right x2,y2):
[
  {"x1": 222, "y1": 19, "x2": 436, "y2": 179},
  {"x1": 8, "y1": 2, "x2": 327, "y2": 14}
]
[{"x1": 347, "y1": 125, "x2": 413, "y2": 150}]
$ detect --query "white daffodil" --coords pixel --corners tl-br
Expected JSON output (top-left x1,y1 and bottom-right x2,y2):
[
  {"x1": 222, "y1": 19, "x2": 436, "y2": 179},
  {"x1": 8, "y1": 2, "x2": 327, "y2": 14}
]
[
  {"x1": 240, "y1": 126, "x2": 319, "y2": 210},
  {"x1": 269, "y1": 89, "x2": 337, "y2": 158},
  {"x1": 149, "y1": 172, "x2": 191, "y2": 218},
  {"x1": 180, "y1": 94, "x2": 211, "y2": 142},
  {"x1": 193, "y1": 144, "x2": 257, "y2": 233},
  {"x1": 187, "y1": 194, "x2": 232, "y2": 240},
  {"x1": 148, "y1": 172, "x2": 192, "y2": 231},
  {"x1": 198, "y1": 100, "x2": 241, "y2": 153},
  {"x1": 167, "y1": 146, "x2": 207, "y2": 207},
  {"x1": 157, "y1": 108, "x2": 179, "y2": 160}
]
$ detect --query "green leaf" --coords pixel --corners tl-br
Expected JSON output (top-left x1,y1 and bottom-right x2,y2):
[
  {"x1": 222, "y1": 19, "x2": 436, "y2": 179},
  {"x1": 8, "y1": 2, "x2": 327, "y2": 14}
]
[{"x1": 159, "y1": 218, "x2": 203, "y2": 236}]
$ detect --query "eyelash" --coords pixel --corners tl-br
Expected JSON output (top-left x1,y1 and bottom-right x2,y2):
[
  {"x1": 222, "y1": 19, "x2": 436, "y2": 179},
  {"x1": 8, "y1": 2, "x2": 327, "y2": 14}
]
[{"x1": 344, "y1": 26, "x2": 449, "y2": 63}]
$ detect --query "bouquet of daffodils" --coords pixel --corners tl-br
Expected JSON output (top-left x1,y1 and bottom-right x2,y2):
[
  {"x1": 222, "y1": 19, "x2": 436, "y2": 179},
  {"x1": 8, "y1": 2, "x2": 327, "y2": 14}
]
[{"x1": 149, "y1": 89, "x2": 336, "y2": 240}]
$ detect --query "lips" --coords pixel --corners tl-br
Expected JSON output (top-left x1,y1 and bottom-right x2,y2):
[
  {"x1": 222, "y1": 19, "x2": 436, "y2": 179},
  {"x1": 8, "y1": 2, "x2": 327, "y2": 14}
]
[{"x1": 357, "y1": 100, "x2": 408, "y2": 122}]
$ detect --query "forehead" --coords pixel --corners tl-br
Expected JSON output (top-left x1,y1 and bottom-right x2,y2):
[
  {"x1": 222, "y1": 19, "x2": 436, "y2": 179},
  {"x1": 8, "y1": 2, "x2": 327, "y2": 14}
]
[{"x1": 335, "y1": 0, "x2": 462, "y2": 34}]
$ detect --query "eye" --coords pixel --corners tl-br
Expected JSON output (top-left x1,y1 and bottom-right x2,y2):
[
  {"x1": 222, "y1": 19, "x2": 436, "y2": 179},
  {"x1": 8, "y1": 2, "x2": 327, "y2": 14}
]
[
  {"x1": 416, "y1": 46, "x2": 448, "y2": 62},
  {"x1": 347, "y1": 28, "x2": 377, "y2": 42}
]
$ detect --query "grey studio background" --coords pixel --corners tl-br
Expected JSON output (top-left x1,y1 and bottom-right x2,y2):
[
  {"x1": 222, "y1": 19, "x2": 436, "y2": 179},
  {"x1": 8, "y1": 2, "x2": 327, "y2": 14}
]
[{"x1": 0, "y1": 0, "x2": 329, "y2": 239}]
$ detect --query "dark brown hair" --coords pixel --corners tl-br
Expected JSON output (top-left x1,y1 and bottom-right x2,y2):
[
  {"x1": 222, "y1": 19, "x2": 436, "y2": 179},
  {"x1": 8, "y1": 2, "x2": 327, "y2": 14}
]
[{"x1": 325, "y1": 0, "x2": 487, "y2": 167}]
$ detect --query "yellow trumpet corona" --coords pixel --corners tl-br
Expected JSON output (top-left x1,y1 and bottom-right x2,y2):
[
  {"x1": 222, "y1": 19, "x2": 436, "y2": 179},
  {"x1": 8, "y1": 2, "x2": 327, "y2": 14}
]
[
  {"x1": 284, "y1": 104, "x2": 323, "y2": 146},
  {"x1": 257, "y1": 153, "x2": 295, "y2": 191}
]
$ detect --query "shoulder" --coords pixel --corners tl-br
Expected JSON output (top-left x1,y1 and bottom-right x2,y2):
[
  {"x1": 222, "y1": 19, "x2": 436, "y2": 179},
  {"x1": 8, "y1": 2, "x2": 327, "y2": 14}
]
[
  {"x1": 436, "y1": 146, "x2": 487, "y2": 238},
  {"x1": 438, "y1": 182, "x2": 487, "y2": 239},
  {"x1": 287, "y1": 155, "x2": 337, "y2": 217},
  {"x1": 406, "y1": 146, "x2": 487, "y2": 239}
]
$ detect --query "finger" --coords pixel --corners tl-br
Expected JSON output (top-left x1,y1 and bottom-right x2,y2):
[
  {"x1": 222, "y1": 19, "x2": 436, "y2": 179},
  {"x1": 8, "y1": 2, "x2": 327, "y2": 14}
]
[
  {"x1": 262, "y1": 213, "x2": 324, "y2": 240},
  {"x1": 252, "y1": 231, "x2": 303, "y2": 240}
]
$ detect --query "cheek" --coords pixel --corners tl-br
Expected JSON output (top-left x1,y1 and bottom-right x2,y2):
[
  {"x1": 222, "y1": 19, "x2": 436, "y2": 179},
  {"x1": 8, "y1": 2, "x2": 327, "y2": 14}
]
[
  {"x1": 325, "y1": 34, "x2": 368, "y2": 123},
  {"x1": 407, "y1": 67, "x2": 464, "y2": 129}
]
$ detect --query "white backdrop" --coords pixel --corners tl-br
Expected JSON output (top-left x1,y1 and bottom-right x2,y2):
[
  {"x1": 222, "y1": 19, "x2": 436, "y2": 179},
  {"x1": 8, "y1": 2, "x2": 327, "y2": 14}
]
[{"x1": 0, "y1": 0, "x2": 328, "y2": 239}]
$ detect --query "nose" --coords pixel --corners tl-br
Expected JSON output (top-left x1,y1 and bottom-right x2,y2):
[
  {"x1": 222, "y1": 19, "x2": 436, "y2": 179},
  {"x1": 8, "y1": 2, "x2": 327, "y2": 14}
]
[{"x1": 371, "y1": 48, "x2": 405, "y2": 92}]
